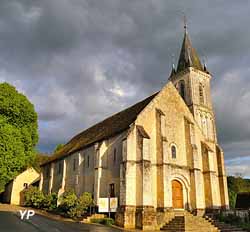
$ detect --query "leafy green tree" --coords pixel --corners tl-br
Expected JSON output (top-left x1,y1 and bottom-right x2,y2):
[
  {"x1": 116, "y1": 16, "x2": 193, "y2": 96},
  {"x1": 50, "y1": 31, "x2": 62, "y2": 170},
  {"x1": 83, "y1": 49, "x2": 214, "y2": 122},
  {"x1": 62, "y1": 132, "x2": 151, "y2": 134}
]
[
  {"x1": 32, "y1": 153, "x2": 50, "y2": 170},
  {"x1": 54, "y1": 144, "x2": 64, "y2": 153},
  {"x1": 227, "y1": 176, "x2": 250, "y2": 208},
  {"x1": 0, "y1": 82, "x2": 38, "y2": 192},
  {"x1": 228, "y1": 189, "x2": 237, "y2": 208}
]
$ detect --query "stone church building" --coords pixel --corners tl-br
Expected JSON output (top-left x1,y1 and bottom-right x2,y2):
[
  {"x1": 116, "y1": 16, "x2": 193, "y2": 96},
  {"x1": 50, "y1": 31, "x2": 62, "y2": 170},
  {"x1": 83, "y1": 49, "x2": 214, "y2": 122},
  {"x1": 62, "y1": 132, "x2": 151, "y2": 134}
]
[{"x1": 40, "y1": 29, "x2": 229, "y2": 230}]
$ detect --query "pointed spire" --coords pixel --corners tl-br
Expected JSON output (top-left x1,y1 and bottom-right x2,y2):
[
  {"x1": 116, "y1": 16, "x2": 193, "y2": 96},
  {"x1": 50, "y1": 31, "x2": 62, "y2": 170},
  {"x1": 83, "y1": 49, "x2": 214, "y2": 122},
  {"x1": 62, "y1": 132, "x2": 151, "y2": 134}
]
[{"x1": 176, "y1": 20, "x2": 204, "y2": 73}]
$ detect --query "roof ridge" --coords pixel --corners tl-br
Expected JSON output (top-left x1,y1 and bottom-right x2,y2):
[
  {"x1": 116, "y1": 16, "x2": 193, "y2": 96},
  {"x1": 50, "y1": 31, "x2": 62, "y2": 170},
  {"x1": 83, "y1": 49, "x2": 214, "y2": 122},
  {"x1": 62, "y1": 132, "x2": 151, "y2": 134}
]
[
  {"x1": 65, "y1": 91, "x2": 159, "y2": 146},
  {"x1": 41, "y1": 91, "x2": 159, "y2": 166}
]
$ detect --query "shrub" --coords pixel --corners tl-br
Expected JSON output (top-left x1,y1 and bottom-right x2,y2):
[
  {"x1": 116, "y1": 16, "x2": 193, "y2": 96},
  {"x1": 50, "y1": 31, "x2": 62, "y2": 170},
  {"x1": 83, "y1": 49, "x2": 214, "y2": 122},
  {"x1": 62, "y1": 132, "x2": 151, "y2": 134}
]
[
  {"x1": 218, "y1": 213, "x2": 225, "y2": 222},
  {"x1": 58, "y1": 189, "x2": 77, "y2": 215},
  {"x1": 43, "y1": 192, "x2": 58, "y2": 211},
  {"x1": 78, "y1": 192, "x2": 93, "y2": 210},
  {"x1": 23, "y1": 186, "x2": 45, "y2": 209},
  {"x1": 218, "y1": 213, "x2": 243, "y2": 226},
  {"x1": 69, "y1": 192, "x2": 93, "y2": 218},
  {"x1": 91, "y1": 218, "x2": 114, "y2": 226},
  {"x1": 58, "y1": 190, "x2": 94, "y2": 218},
  {"x1": 224, "y1": 214, "x2": 241, "y2": 224},
  {"x1": 24, "y1": 187, "x2": 58, "y2": 211},
  {"x1": 24, "y1": 187, "x2": 93, "y2": 219}
]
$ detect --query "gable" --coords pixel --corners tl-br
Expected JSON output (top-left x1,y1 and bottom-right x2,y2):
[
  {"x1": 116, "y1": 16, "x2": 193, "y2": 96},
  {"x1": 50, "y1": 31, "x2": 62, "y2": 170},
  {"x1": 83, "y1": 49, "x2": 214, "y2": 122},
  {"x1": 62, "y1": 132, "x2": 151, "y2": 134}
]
[
  {"x1": 137, "y1": 81, "x2": 196, "y2": 125},
  {"x1": 15, "y1": 168, "x2": 40, "y2": 181}
]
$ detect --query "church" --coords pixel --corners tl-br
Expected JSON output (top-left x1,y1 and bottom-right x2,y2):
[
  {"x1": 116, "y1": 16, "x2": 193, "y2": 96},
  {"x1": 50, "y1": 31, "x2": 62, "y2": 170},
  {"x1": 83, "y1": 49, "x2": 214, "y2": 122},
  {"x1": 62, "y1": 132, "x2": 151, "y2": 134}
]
[{"x1": 40, "y1": 27, "x2": 229, "y2": 230}]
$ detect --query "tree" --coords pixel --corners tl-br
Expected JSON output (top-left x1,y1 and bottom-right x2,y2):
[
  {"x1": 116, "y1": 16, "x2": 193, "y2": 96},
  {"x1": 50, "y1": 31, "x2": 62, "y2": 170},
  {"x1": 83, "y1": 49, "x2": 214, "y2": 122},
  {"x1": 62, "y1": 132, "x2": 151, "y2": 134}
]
[
  {"x1": 227, "y1": 176, "x2": 250, "y2": 208},
  {"x1": 32, "y1": 153, "x2": 50, "y2": 170},
  {"x1": 0, "y1": 82, "x2": 38, "y2": 192},
  {"x1": 54, "y1": 144, "x2": 64, "y2": 153}
]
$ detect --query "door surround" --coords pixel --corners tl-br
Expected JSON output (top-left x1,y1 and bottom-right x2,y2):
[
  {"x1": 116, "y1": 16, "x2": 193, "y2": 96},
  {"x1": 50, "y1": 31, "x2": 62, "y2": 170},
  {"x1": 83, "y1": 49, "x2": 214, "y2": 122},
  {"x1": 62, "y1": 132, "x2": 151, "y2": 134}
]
[{"x1": 167, "y1": 174, "x2": 190, "y2": 210}]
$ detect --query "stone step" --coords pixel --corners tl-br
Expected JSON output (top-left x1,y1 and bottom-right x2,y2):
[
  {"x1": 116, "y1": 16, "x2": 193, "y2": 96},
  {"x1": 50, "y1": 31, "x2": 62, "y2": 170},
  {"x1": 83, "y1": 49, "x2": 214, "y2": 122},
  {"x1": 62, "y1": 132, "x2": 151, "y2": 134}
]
[
  {"x1": 160, "y1": 211, "x2": 219, "y2": 232},
  {"x1": 203, "y1": 215, "x2": 247, "y2": 232},
  {"x1": 161, "y1": 210, "x2": 246, "y2": 232},
  {"x1": 209, "y1": 222, "x2": 245, "y2": 230}
]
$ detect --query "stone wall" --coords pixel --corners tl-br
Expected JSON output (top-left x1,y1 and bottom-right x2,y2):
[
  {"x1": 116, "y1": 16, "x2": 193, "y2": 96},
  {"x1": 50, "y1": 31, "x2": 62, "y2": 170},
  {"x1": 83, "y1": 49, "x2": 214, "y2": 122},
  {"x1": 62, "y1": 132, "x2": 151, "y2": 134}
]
[
  {"x1": 2, "y1": 168, "x2": 40, "y2": 205},
  {"x1": 51, "y1": 160, "x2": 63, "y2": 193},
  {"x1": 222, "y1": 209, "x2": 250, "y2": 223},
  {"x1": 41, "y1": 132, "x2": 125, "y2": 209},
  {"x1": 116, "y1": 81, "x2": 228, "y2": 229},
  {"x1": 41, "y1": 165, "x2": 50, "y2": 194}
]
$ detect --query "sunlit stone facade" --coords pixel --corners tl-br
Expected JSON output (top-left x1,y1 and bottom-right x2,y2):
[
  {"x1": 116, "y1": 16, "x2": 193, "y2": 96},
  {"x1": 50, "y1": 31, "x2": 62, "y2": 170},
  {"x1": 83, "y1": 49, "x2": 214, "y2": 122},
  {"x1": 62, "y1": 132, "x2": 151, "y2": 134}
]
[{"x1": 40, "y1": 30, "x2": 229, "y2": 230}]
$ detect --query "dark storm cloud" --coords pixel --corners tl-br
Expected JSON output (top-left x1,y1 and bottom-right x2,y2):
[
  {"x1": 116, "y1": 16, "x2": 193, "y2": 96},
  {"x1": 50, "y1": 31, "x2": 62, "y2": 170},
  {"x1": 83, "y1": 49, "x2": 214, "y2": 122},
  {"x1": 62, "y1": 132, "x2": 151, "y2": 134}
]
[{"x1": 0, "y1": 0, "x2": 250, "y2": 175}]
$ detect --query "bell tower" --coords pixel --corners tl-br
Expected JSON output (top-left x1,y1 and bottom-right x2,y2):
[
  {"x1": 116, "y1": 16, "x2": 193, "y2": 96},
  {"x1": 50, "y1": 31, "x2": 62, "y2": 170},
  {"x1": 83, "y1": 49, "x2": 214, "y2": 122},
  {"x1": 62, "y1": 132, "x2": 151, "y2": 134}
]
[{"x1": 169, "y1": 26, "x2": 217, "y2": 142}]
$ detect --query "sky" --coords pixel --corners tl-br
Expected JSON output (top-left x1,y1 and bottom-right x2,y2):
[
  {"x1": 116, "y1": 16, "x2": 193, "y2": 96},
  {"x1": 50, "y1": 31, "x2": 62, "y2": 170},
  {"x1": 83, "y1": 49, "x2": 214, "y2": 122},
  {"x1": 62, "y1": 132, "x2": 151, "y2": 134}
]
[{"x1": 0, "y1": 0, "x2": 250, "y2": 177}]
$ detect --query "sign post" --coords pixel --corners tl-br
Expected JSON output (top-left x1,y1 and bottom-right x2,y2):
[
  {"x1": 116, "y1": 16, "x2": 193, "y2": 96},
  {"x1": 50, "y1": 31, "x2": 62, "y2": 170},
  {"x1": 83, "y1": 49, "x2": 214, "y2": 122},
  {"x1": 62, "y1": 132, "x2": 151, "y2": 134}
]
[{"x1": 108, "y1": 196, "x2": 110, "y2": 218}]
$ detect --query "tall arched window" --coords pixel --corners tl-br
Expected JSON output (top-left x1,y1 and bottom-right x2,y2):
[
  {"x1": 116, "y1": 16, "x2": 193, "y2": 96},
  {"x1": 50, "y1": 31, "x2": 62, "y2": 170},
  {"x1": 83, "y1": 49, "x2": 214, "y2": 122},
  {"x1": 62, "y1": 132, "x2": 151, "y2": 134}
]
[
  {"x1": 199, "y1": 84, "x2": 204, "y2": 104},
  {"x1": 171, "y1": 145, "x2": 177, "y2": 159},
  {"x1": 179, "y1": 81, "x2": 185, "y2": 101}
]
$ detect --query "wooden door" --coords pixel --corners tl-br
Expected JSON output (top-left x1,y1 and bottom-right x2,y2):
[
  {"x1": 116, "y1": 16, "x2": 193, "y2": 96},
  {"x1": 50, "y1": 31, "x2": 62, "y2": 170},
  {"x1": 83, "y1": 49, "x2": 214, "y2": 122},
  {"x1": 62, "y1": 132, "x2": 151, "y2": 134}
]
[{"x1": 172, "y1": 180, "x2": 183, "y2": 208}]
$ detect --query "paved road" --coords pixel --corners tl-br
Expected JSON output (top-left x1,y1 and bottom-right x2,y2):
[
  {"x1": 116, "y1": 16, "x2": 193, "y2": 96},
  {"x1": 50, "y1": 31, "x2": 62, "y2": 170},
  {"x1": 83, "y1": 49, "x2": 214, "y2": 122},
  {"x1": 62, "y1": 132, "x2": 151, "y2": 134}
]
[{"x1": 0, "y1": 211, "x2": 123, "y2": 232}]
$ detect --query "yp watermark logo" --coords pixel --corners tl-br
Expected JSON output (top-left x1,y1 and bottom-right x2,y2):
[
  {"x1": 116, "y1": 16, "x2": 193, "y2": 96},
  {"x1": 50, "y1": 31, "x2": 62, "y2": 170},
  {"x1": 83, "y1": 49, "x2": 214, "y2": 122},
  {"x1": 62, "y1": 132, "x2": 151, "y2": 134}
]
[{"x1": 19, "y1": 210, "x2": 35, "y2": 220}]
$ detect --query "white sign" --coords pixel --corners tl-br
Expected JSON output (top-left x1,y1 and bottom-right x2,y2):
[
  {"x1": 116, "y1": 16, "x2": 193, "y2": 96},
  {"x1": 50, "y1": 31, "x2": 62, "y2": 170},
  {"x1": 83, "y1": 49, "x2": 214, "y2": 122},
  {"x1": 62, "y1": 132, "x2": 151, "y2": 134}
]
[
  {"x1": 110, "y1": 198, "x2": 118, "y2": 212},
  {"x1": 98, "y1": 198, "x2": 109, "y2": 212},
  {"x1": 98, "y1": 197, "x2": 118, "y2": 213}
]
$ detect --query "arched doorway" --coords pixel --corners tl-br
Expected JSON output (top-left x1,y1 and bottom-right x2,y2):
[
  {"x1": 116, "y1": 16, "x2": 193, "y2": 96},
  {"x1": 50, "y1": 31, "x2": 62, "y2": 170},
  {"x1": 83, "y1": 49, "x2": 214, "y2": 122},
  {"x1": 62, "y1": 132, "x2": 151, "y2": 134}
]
[{"x1": 172, "y1": 180, "x2": 183, "y2": 209}]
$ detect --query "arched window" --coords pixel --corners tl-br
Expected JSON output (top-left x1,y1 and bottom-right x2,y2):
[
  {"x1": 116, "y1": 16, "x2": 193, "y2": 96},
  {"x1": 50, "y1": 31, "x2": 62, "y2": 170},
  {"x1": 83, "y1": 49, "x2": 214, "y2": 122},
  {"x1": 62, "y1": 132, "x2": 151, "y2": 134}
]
[
  {"x1": 171, "y1": 145, "x2": 177, "y2": 159},
  {"x1": 179, "y1": 81, "x2": 185, "y2": 100},
  {"x1": 199, "y1": 84, "x2": 204, "y2": 104}
]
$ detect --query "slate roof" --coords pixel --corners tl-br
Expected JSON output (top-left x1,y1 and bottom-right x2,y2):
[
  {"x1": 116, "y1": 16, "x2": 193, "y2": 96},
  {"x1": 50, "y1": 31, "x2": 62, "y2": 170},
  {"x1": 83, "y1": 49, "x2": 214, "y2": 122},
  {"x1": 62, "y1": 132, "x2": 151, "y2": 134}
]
[
  {"x1": 235, "y1": 192, "x2": 250, "y2": 209},
  {"x1": 41, "y1": 92, "x2": 159, "y2": 166},
  {"x1": 176, "y1": 30, "x2": 204, "y2": 73}
]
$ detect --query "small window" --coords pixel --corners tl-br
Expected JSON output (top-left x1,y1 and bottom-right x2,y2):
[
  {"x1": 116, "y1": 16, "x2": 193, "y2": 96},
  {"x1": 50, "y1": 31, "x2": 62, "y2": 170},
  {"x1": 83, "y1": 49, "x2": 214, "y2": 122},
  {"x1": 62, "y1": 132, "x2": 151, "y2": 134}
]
[
  {"x1": 73, "y1": 158, "x2": 77, "y2": 171},
  {"x1": 113, "y1": 148, "x2": 116, "y2": 164},
  {"x1": 109, "y1": 183, "x2": 115, "y2": 197},
  {"x1": 171, "y1": 145, "x2": 177, "y2": 159},
  {"x1": 87, "y1": 156, "x2": 90, "y2": 168},
  {"x1": 23, "y1": 183, "x2": 28, "y2": 189}
]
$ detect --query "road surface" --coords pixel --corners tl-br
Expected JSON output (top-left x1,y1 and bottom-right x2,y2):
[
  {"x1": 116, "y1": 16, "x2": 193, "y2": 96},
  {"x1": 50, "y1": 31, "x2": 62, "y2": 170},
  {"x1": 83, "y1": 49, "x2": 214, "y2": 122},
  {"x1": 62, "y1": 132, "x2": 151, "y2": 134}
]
[{"x1": 0, "y1": 211, "x2": 123, "y2": 232}]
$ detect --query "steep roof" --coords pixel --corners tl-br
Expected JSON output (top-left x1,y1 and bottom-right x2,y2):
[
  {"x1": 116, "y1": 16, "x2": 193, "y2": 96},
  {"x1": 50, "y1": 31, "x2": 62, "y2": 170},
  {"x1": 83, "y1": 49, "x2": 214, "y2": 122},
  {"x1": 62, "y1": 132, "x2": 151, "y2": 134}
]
[
  {"x1": 176, "y1": 30, "x2": 204, "y2": 73},
  {"x1": 41, "y1": 92, "x2": 158, "y2": 166}
]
